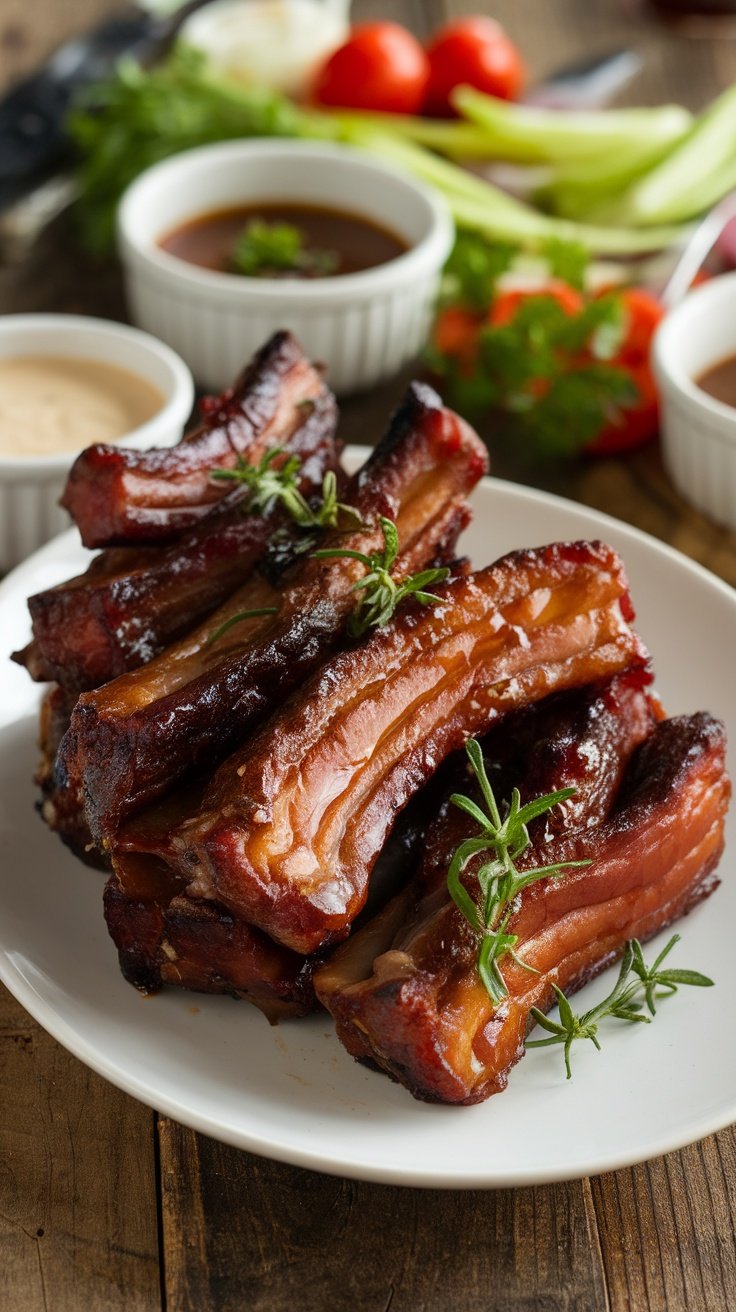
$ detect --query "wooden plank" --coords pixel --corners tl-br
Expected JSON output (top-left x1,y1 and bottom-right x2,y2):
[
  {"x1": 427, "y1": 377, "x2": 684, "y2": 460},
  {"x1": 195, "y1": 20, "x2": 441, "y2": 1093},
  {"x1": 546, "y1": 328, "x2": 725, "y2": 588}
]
[
  {"x1": 590, "y1": 1128, "x2": 736, "y2": 1311},
  {"x1": 159, "y1": 1116, "x2": 609, "y2": 1312},
  {"x1": 0, "y1": 984, "x2": 161, "y2": 1312}
]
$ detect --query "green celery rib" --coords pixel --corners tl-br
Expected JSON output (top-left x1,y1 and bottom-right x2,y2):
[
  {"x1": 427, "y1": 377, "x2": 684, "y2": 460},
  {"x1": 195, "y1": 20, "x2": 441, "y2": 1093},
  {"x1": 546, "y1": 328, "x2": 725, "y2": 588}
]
[
  {"x1": 452, "y1": 85, "x2": 693, "y2": 164},
  {"x1": 345, "y1": 129, "x2": 688, "y2": 255},
  {"x1": 599, "y1": 83, "x2": 736, "y2": 225}
]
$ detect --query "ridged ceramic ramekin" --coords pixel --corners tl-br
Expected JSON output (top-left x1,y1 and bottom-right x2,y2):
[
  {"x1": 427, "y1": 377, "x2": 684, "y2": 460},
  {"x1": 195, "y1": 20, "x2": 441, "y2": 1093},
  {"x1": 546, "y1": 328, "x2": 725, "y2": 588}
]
[
  {"x1": 0, "y1": 315, "x2": 193, "y2": 571},
  {"x1": 117, "y1": 140, "x2": 454, "y2": 395},
  {"x1": 654, "y1": 274, "x2": 736, "y2": 531}
]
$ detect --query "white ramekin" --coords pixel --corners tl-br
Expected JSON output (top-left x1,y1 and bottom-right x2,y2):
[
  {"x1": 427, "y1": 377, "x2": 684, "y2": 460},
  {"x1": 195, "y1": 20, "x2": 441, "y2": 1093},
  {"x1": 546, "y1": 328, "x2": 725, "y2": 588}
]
[
  {"x1": 0, "y1": 315, "x2": 194, "y2": 571},
  {"x1": 117, "y1": 140, "x2": 454, "y2": 395},
  {"x1": 654, "y1": 274, "x2": 736, "y2": 531}
]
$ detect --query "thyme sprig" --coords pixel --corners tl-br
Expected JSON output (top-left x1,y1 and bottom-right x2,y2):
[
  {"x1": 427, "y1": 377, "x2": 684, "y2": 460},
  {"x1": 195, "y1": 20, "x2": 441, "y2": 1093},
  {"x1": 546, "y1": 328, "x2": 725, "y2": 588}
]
[
  {"x1": 447, "y1": 739, "x2": 590, "y2": 1005},
  {"x1": 527, "y1": 935, "x2": 714, "y2": 1079},
  {"x1": 206, "y1": 607, "x2": 278, "y2": 647},
  {"x1": 212, "y1": 449, "x2": 363, "y2": 532},
  {"x1": 312, "y1": 516, "x2": 450, "y2": 638}
]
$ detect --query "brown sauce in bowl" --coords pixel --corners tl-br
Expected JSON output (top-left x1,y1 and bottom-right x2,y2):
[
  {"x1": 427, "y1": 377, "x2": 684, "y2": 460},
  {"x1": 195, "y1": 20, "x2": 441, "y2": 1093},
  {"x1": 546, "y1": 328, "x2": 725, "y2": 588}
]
[
  {"x1": 158, "y1": 203, "x2": 408, "y2": 278},
  {"x1": 696, "y1": 353, "x2": 736, "y2": 408}
]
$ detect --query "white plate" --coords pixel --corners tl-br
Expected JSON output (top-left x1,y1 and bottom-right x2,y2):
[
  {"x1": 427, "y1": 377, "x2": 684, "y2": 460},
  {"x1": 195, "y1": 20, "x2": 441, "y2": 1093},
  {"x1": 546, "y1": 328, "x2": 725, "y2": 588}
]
[{"x1": 1, "y1": 455, "x2": 734, "y2": 1189}]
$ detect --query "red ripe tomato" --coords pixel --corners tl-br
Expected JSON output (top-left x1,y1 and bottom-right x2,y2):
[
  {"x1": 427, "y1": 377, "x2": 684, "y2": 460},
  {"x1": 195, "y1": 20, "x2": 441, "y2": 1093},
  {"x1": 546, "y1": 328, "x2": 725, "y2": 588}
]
[
  {"x1": 311, "y1": 23, "x2": 430, "y2": 115},
  {"x1": 424, "y1": 16, "x2": 525, "y2": 118},
  {"x1": 586, "y1": 287, "x2": 664, "y2": 456},
  {"x1": 488, "y1": 282, "x2": 584, "y2": 328}
]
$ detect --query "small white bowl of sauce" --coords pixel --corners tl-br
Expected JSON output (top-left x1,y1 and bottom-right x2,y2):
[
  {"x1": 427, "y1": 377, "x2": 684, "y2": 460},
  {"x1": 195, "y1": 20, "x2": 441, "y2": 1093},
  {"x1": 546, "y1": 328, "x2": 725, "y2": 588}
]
[
  {"x1": 0, "y1": 314, "x2": 193, "y2": 570},
  {"x1": 117, "y1": 139, "x2": 453, "y2": 395},
  {"x1": 654, "y1": 272, "x2": 736, "y2": 531}
]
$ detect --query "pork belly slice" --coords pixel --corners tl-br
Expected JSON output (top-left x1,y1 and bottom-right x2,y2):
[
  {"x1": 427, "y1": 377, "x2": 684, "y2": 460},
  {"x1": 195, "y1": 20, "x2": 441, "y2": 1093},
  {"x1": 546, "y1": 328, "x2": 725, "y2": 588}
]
[
  {"x1": 316, "y1": 712, "x2": 728, "y2": 1105},
  {"x1": 16, "y1": 394, "x2": 339, "y2": 691},
  {"x1": 35, "y1": 686, "x2": 104, "y2": 867},
  {"x1": 61, "y1": 330, "x2": 335, "y2": 546},
  {"x1": 59, "y1": 381, "x2": 487, "y2": 842},
  {"x1": 104, "y1": 775, "x2": 439, "y2": 1021},
  {"x1": 152, "y1": 539, "x2": 650, "y2": 957}
]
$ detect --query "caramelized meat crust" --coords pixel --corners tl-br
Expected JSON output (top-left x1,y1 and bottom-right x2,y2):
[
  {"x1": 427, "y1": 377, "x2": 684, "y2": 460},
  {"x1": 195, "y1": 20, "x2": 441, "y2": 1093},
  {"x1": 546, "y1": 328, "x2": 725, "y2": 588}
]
[
  {"x1": 61, "y1": 331, "x2": 335, "y2": 546},
  {"x1": 35, "y1": 685, "x2": 103, "y2": 867},
  {"x1": 151, "y1": 540, "x2": 649, "y2": 956},
  {"x1": 58, "y1": 383, "x2": 487, "y2": 842},
  {"x1": 315, "y1": 711, "x2": 728, "y2": 1104},
  {"x1": 16, "y1": 394, "x2": 339, "y2": 691}
]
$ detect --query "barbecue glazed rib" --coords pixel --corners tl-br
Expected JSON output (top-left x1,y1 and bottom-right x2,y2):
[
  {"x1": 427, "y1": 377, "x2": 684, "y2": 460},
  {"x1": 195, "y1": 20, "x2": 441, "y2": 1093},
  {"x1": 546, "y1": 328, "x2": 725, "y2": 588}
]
[
  {"x1": 61, "y1": 331, "x2": 334, "y2": 546},
  {"x1": 16, "y1": 391, "x2": 339, "y2": 691},
  {"x1": 59, "y1": 382, "x2": 488, "y2": 841},
  {"x1": 35, "y1": 685, "x2": 101, "y2": 866},
  {"x1": 104, "y1": 777, "x2": 438, "y2": 1021},
  {"x1": 145, "y1": 540, "x2": 650, "y2": 957},
  {"x1": 316, "y1": 709, "x2": 728, "y2": 1105}
]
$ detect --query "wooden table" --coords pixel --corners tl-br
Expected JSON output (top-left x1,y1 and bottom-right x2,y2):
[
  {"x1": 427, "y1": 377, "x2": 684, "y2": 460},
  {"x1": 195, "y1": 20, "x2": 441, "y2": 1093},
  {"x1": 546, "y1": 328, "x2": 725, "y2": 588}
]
[{"x1": 1, "y1": 2, "x2": 735, "y2": 1308}]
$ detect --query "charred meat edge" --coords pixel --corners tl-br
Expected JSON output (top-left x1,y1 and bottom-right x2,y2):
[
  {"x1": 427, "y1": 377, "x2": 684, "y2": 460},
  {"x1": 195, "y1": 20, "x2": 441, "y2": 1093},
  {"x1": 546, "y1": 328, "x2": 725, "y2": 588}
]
[
  {"x1": 59, "y1": 382, "x2": 488, "y2": 841},
  {"x1": 61, "y1": 330, "x2": 332, "y2": 547},
  {"x1": 316, "y1": 712, "x2": 728, "y2": 1105},
  {"x1": 139, "y1": 539, "x2": 650, "y2": 956}
]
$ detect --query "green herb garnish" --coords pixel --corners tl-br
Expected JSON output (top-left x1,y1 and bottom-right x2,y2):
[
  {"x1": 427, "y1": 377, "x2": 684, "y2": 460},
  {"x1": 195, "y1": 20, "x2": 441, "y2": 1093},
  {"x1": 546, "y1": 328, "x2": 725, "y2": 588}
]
[
  {"x1": 312, "y1": 515, "x2": 449, "y2": 638},
  {"x1": 447, "y1": 739, "x2": 590, "y2": 1004},
  {"x1": 527, "y1": 935, "x2": 714, "y2": 1079},
  {"x1": 206, "y1": 607, "x2": 278, "y2": 647},
  {"x1": 212, "y1": 450, "x2": 361, "y2": 532},
  {"x1": 428, "y1": 290, "x2": 637, "y2": 458},
  {"x1": 231, "y1": 219, "x2": 339, "y2": 279}
]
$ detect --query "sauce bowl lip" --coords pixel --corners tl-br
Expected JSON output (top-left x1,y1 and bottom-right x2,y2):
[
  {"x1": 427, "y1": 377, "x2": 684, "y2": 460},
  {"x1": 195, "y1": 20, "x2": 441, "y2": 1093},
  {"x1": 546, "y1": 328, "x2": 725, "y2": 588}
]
[
  {"x1": 116, "y1": 139, "x2": 455, "y2": 303},
  {"x1": 653, "y1": 272, "x2": 736, "y2": 437},
  {"x1": 0, "y1": 313, "x2": 194, "y2": 477}
]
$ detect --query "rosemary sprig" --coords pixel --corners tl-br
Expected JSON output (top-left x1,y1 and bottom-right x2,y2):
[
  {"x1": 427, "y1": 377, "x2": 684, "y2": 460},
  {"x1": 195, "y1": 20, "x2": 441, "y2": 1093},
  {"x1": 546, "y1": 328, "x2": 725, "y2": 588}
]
[
  {"x1": 527, "y1": 934, "x2": 714, "y2": 1079},
  {"x1": 212, "y1": 449, "x2": 362, "y2": 532},
  {"x1": 447, "y1": 739, "x2": 590, "y2": 1005},
  {"x1": 206, "y1": 607, "x2": 278, "y2": 647},
  {"x1": 312, "y1": 516, "x2": 450, "y2": 638}
]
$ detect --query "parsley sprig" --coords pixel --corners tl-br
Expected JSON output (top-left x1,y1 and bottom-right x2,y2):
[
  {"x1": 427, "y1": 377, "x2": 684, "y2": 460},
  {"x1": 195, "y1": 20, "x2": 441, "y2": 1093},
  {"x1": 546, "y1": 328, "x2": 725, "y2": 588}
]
[
  {"x1": 212, "y1": 449, "x2": 362, "y2": 532},
  {"x1": 447, "y1": 739, "x2": 590, "y2": 1004},
  {"x1": 527, "y1": 936, "x2": 714, "y2": 1079},
  {"x1": 232, "y1": 219, "x2": 339, "y2": 279},
  {"x1": 312, "y1": 516, "x2": 449, "y2": 638}
]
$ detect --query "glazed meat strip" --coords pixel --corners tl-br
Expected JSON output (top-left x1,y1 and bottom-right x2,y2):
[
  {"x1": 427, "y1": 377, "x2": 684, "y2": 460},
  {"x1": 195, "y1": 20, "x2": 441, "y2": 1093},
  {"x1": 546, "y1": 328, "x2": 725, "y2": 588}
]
[
  {"x1": 15, "y1": 377, "x2": 338, "y2": 691},
  {"x1": 59, "y1": 382, "x2": 487, "y2": 842},
  {"x1": 316, "y1": 709, "x2": 728, "y2": 1105},
  {"x1": 61, "y1": 330, "x2": 335, "y2": 546},
  {"x1": 104, "y1": 775, "x2": 439, "y2": 1021},
  {"x1": 314, "y1": 673, "x2": 658, "y2": 1095},
  {"x1": 144, "y1": 539, "x2": 650, "y2": 957},
  {"x1": 35, "y1": 685, "x2": 101, "y2": 866}
]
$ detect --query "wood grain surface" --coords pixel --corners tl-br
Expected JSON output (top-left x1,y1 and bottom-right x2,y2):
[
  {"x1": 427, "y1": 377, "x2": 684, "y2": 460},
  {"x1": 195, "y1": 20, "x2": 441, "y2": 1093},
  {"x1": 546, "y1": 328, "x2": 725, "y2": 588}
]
[{"x1": 1, "y1": 1, "x2": 735, "y2": 1309}]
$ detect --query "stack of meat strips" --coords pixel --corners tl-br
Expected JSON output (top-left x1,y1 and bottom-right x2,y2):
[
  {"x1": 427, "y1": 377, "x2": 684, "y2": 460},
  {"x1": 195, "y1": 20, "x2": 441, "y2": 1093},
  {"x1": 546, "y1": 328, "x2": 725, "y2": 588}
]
[{"x1": 15, "y1": 331, "x2": 730, "y2": 1106}]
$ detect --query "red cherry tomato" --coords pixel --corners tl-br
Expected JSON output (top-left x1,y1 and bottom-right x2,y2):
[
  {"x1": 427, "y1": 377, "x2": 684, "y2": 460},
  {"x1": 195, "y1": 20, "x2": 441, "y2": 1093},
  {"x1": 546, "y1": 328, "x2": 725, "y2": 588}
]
[
  {"x1": 586, "y1": 288, "x2": 664, "y2": 456},
  {"x1": 311, "y1": 23, "x2": 430, "y2": 115},
  {"x1": 488, "y1": 282, "x2": 584, "y2": 328},
  {"x1": 424, "y1": 16, "x2": 525, "y2": 118}
]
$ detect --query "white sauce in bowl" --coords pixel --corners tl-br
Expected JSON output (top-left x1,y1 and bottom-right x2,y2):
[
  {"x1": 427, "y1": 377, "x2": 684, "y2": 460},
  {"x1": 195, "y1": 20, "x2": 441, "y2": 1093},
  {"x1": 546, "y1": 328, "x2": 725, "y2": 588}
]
[{"x1": 0, "y1": 356, "x2": 165, "y2": 458}]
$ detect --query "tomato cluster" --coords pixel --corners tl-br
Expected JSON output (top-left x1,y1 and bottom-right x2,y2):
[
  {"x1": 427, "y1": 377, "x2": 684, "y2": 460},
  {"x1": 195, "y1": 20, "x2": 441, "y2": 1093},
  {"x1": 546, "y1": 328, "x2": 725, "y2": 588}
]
[{"x1": 312, "y1": 17, "x2": 524, "y2": 117}]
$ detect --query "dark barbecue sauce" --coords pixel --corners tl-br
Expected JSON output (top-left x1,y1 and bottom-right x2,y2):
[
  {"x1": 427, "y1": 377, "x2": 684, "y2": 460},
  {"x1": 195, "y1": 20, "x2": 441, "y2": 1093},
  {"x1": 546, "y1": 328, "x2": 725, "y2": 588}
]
[
  {"x1": 158, "y1": 203, "x2": 408, "y2": 278},
  {"x1": 696, "y1": 353, "x2": 736, "y2": 408}
]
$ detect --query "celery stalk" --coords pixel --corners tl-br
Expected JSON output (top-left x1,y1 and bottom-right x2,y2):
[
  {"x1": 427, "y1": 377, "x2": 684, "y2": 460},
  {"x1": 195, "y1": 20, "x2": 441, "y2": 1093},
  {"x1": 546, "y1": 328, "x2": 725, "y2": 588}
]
[
  {"x1": 536, "y1": 137, "x2": 687, "y2": 221},
  {"x1": 452, "y1": 86, "x2": 693, "y2": 164},
  {"x1": 599, "y1": 83, "x2": 736, "y2": 225},
  {"x1": 344, "y1": 129, "x2": 689, "y2": 256}
]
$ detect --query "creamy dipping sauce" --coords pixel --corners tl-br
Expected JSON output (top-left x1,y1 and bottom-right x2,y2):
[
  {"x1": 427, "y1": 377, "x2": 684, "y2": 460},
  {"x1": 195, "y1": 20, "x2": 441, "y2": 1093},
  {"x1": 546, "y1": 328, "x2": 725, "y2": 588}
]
[{"x1": 0, "y1": 356, "x2": 165, "y2": 458}]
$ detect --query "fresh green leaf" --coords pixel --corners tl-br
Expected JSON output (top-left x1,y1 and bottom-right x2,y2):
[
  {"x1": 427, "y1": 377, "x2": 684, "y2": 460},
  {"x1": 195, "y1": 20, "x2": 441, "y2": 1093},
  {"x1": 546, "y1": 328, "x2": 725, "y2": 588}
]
[
  {"x1": 206, "y1": 607, "x2": 278, "y2": 647},
  {"x1": 231, "y1": 219, "x2": 339, "y2": 278},
  {"x1": 213, "y1": 450, "x2": 362, "y2": 532}
]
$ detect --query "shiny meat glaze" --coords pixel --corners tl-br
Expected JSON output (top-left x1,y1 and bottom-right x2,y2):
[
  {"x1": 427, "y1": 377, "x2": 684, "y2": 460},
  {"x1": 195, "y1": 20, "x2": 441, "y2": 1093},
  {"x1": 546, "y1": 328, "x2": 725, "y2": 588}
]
[
  {"x1": 148, "y1": 540, "x2": 650, "y2": 956},
  {"x1": 61, "y1": 331, "x2": 334, "y2": 546},
  {"x1": 316, "y1": 712, "x2": 728, "y2": 1104},
  {"x1": 59, "y1": 382, "x2": 488, "y2": 842},
  {"x1": 15, "y1": 389, "x2": 339, "y2": 691},
  {"x1": 35, "y1": 685, "x2": 102, "y2": 867}
]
